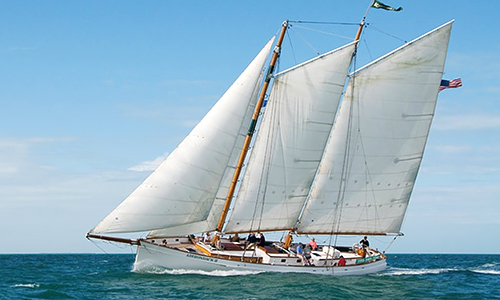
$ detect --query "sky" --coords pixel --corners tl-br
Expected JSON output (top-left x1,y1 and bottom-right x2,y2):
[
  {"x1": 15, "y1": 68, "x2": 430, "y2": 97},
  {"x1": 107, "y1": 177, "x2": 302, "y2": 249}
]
[{"x1": 0, "y1": 1, "x2": 498, "y2": 254}]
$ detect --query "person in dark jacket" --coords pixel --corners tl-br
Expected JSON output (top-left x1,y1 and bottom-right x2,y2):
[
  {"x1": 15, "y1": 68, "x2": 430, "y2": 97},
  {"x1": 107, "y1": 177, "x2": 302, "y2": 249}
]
[{"x1": 360, "y1": 236, "x2": 369, "y2": 248}]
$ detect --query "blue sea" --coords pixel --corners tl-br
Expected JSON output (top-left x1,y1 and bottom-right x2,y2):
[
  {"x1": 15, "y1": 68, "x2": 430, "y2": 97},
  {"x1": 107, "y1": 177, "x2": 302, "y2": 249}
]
[{"x1": 1, "y1": 254, "x2": 498, "y2": 299}]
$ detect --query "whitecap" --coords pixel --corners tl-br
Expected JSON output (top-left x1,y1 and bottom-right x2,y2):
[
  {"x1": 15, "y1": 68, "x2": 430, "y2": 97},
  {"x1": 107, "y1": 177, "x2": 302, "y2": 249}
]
[
  {"x1": 12, "y1": 283, "x2": 39, "y2": 288},
  {"x1": 480, "y1": 263, "x2": 497, "y2": 268}
]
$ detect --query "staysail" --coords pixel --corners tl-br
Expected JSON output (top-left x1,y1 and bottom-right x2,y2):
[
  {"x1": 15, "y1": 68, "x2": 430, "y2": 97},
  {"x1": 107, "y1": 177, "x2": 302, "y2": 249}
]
[
  {"x1": 91, "y1": 38, "x2": 275, "y2": 235},
  {"x1": 297, "y1": 21, "x2": 453, "y2": 235},
  {"x1": 225, "y1": 43, "x2": 357, "y2": 233}
]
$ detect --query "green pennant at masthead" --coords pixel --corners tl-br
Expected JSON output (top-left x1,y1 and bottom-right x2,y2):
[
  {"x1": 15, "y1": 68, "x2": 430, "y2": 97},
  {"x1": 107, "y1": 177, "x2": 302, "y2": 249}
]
[{"x1": 371, "y1": 0, "x2": 402, "y2": 11}]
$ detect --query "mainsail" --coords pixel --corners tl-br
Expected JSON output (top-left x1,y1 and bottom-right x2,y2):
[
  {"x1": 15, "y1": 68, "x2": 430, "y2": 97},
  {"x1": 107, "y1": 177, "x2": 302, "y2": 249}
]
[
  {"x1": 297, "y1": 21, "x2": 453, "y2": 234},
  {"x1": 225, "y1": 43, "x2": 357, "y2": 233},
  {"x1": 91, "y1": 38, "x2": 275, "y2": 235}
]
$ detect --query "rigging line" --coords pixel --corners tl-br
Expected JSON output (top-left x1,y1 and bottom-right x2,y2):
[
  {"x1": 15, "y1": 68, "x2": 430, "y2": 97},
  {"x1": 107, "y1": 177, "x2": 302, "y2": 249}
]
[
  {"x1": 331, "y1": 23, "x2": 373, "y2": 236},
  {"x1": 366, "y1": 24, "x2": 407, "y2": 43},
  {"x1": 383, "y1": 235, "x2": 400, "y2": 253},
  {"x1": 292, "y1": 24, "x2": 353, "y2": 41},
  {"x1": 288, "y1": 26, "x2": 320, "y2": 56},
  {"x1": 89, "y1": 238, "x2": 109, "y2": 254},
  {"x1": 285, "y1": 29, "x2": 298, "y2": 65},
  {"x1": 256, "y1": 104, "x2": 277, "y2": 231},
  {"x1": 288, "y1": 20, "x2": 359, "y2": 26},
  {"x1": 362, "y1": 39, "x2": 374, "y2": 62},
  {"x1": 248, "y1": 95, "x2": 278, "y2": 232},
  {"x1": 327, "y1": 41, "x2": 360, "y2": 246},
  {"x1": 349, "y1": 75, "x2": 383, "y2": 233},
  {"x1": 222, "y1": 62, "x2": 271, "y2": 232}
]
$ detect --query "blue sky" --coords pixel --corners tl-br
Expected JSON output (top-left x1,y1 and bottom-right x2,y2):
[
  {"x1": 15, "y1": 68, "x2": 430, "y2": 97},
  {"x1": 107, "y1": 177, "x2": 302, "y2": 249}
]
[{"x1": 1, "y1": 1, "x2": 498, "y2": 254}]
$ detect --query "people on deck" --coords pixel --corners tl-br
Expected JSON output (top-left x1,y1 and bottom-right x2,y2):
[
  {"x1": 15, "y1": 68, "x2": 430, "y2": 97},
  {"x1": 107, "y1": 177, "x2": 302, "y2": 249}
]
[
  {"x1": 204, "y1": 232, "x2": 211, "y2": 243},
  {"x1": 257, "y1": 232, "x2": 266, "y2": 246},
  {"x1": 338, "y1": 255, "x2": 346, "y2": 267},
  {"x1": 247, "y1": 232, "x2": 257, "y2": 244},
  {"x1": 359, "y1": 236, "x2": 369, "y2": 257},
  {"x1": 308, "y1": 238, "x2": 318, "y2": 250},
  {"x1": 231, "y1": 233, "x2": 240, "y2": 242},
  {"x1": 304, "y1": 245, "x2": 314, "y2": 265},
  {"x1": 161, "y1": 239, "x2": 167, "y2": 246},
  {"x1": 296, "y1": 243, "x2": 311, "y2": 266},
  {"x1": 188, "y1": 234, "x2": 199, "y2": 243},
  {"x1": 360, "y1": 236, "x2": 369, "y2": 248}
]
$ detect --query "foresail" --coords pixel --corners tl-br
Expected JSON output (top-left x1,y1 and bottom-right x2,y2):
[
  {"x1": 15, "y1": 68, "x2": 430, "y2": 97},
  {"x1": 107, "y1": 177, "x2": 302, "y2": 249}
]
[
  {"x1": 298, "y1": 22, "x2": 453, "y2": 235},
  {"x1": 91, "y1": 38, "x2": 275, "y2": 235},
  {"x1": 225, "y1": 43, "x2": 357, "y2": 233}
]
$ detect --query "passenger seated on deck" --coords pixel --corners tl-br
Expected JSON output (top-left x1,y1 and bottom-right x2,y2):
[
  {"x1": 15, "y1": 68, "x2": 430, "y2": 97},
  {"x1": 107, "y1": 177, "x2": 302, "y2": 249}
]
[
  {"x1": 308, "y1": 238, "x2": 318, "y2": 250},
  {"x1": 304, "y1": 245, "x2": 314, "y2": 265},
  {"x1": 231, "y1": 233, "x2": 240, "y2": 243},
  {"x1": 204, "y1": 232, "x2": 211, "y2": 243},
  {"x1": 188, "y1": 234, "x2": 198, "y2": 244},
  {"x1": 247, "y1": 232, "x2": 257, "y2": 244},
  {"x1": 296, "y1": 243, "x2": 311, "y2": 266},
  {"x1": 161, "y1": 239, "x2": 167, "y2": 246},
  {"x1": 257, "y1": 232, "x2": 266, "y2": 246}
]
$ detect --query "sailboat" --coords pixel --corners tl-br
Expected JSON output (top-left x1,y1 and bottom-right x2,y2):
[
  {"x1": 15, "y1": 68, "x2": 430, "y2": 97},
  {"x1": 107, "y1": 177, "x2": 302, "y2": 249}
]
[{"x1": 87, "y1": 7, "x2": 454, "y2": 275}]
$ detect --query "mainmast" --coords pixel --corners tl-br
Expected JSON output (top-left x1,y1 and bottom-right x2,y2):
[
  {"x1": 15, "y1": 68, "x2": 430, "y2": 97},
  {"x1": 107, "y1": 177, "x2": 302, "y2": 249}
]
[
  {"x1": 213, "y1": 21, "x2": 289, "y2": 240},
  {"x1": 283, "y1": 2, "x2": 373, "y2": 249}
]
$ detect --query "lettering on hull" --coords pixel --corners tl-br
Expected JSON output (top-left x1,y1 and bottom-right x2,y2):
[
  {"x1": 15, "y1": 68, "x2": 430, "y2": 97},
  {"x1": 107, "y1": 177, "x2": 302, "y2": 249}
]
[{"x1": 186, "y1": 253, "x2": 219, "y2": 263}]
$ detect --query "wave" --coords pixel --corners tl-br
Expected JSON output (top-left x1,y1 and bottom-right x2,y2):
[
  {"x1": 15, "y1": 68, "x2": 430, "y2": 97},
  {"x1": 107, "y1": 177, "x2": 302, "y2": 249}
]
[
  {"x1": 380, "y1": 267, "x2": 457, "y2": 276},
  {"x1": 12, "y1": 283, "x2": 39, "y2": 288},
  {"x1": 481, "y1": 263, "x2": 497, "y2": 268}
]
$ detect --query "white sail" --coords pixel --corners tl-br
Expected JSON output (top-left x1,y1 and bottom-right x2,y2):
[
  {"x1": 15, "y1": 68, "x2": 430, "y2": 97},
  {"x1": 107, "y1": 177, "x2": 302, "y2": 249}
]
[
  {"x1": 225, "y1": 43, "x2": 357, "y2": 233},
  {"x1": 297, "y1": 22, "x2": 453, "y2": 234},
  {"x1": 91, "y1": 38, "x2": 275, "y2": 234}
]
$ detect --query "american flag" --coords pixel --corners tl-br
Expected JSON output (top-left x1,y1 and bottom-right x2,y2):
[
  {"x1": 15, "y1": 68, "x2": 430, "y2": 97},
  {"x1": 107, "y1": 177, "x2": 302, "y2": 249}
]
[{"x1": 439, "y1": 78, "x2": 462, "y2": 92}]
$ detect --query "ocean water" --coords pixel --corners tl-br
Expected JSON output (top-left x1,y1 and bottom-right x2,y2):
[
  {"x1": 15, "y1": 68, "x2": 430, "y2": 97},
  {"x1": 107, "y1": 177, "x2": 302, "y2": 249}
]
[{"x1": 1, "y1": 254, "x2": 498, "y2": 299}]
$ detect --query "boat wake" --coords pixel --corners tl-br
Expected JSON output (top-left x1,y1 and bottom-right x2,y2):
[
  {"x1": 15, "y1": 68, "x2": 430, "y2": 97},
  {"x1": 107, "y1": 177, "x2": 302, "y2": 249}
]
[
  {"x1": 132, "y1": 261, "x2": 262, "y2": 276},
  {"x1": 380, "y1": 262, "x2": 500, "y2": 276},
  {"x1": 141, "y1": 268, "x2": 263, "y2": 276},
  {"x1": 379, "y1": 267, "x2": 457, "y2": 276},
  {"x1": 470, "y1": 269, "x2": 500, "y2": 275},
  {"x1": 470, "y1": 262, "x2": 500, "y2": 275}
]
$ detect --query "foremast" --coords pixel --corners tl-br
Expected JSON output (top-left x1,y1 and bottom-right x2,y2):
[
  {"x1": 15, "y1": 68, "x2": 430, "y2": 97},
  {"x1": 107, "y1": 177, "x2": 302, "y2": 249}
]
[{"x1": 212, "y1": 21, "x2": 289, "y2": 243}]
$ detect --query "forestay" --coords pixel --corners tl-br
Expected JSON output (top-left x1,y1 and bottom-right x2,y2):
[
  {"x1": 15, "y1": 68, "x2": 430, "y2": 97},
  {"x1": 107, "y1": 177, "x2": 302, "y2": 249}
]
[
  {"x1": 225, "y1": 43, "x2": 357, "y2": 233},
  {"x1": 298, "y1": 22, "x2": 453, "y2": 234},
  {"x1": 91, "y1": 38, "x2": 275, "y2": 234}
]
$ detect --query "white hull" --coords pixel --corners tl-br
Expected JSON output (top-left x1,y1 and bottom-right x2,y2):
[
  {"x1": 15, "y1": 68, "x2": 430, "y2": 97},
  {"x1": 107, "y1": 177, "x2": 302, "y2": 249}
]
[{"x1": 134, "y1": 241, "x2": 387, "y2": 276}]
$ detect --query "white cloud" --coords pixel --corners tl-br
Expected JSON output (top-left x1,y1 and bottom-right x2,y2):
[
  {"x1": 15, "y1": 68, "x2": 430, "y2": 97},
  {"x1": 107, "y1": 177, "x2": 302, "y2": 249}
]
[{"x1": 128, "y1": 153, "x2": 169, "y2": 172}]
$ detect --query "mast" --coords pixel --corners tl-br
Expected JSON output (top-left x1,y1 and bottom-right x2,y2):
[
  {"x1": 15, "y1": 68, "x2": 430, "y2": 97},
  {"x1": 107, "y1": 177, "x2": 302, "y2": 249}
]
[
  {"x1": 214, "y1": 21, "x2": 289, "y2": 237},
  {"x1": 283, "y1": 2, "x2": 373, "y2": 249},
  {"x1": 354, "y1": 0, "x2": 373, "y2": 42}
]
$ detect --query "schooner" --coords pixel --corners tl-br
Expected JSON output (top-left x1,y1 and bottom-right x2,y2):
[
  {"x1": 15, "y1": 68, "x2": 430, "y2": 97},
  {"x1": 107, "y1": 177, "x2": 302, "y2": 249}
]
[{"x1": 87, "y1": 4, "x2": 453, "y2": 275}]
